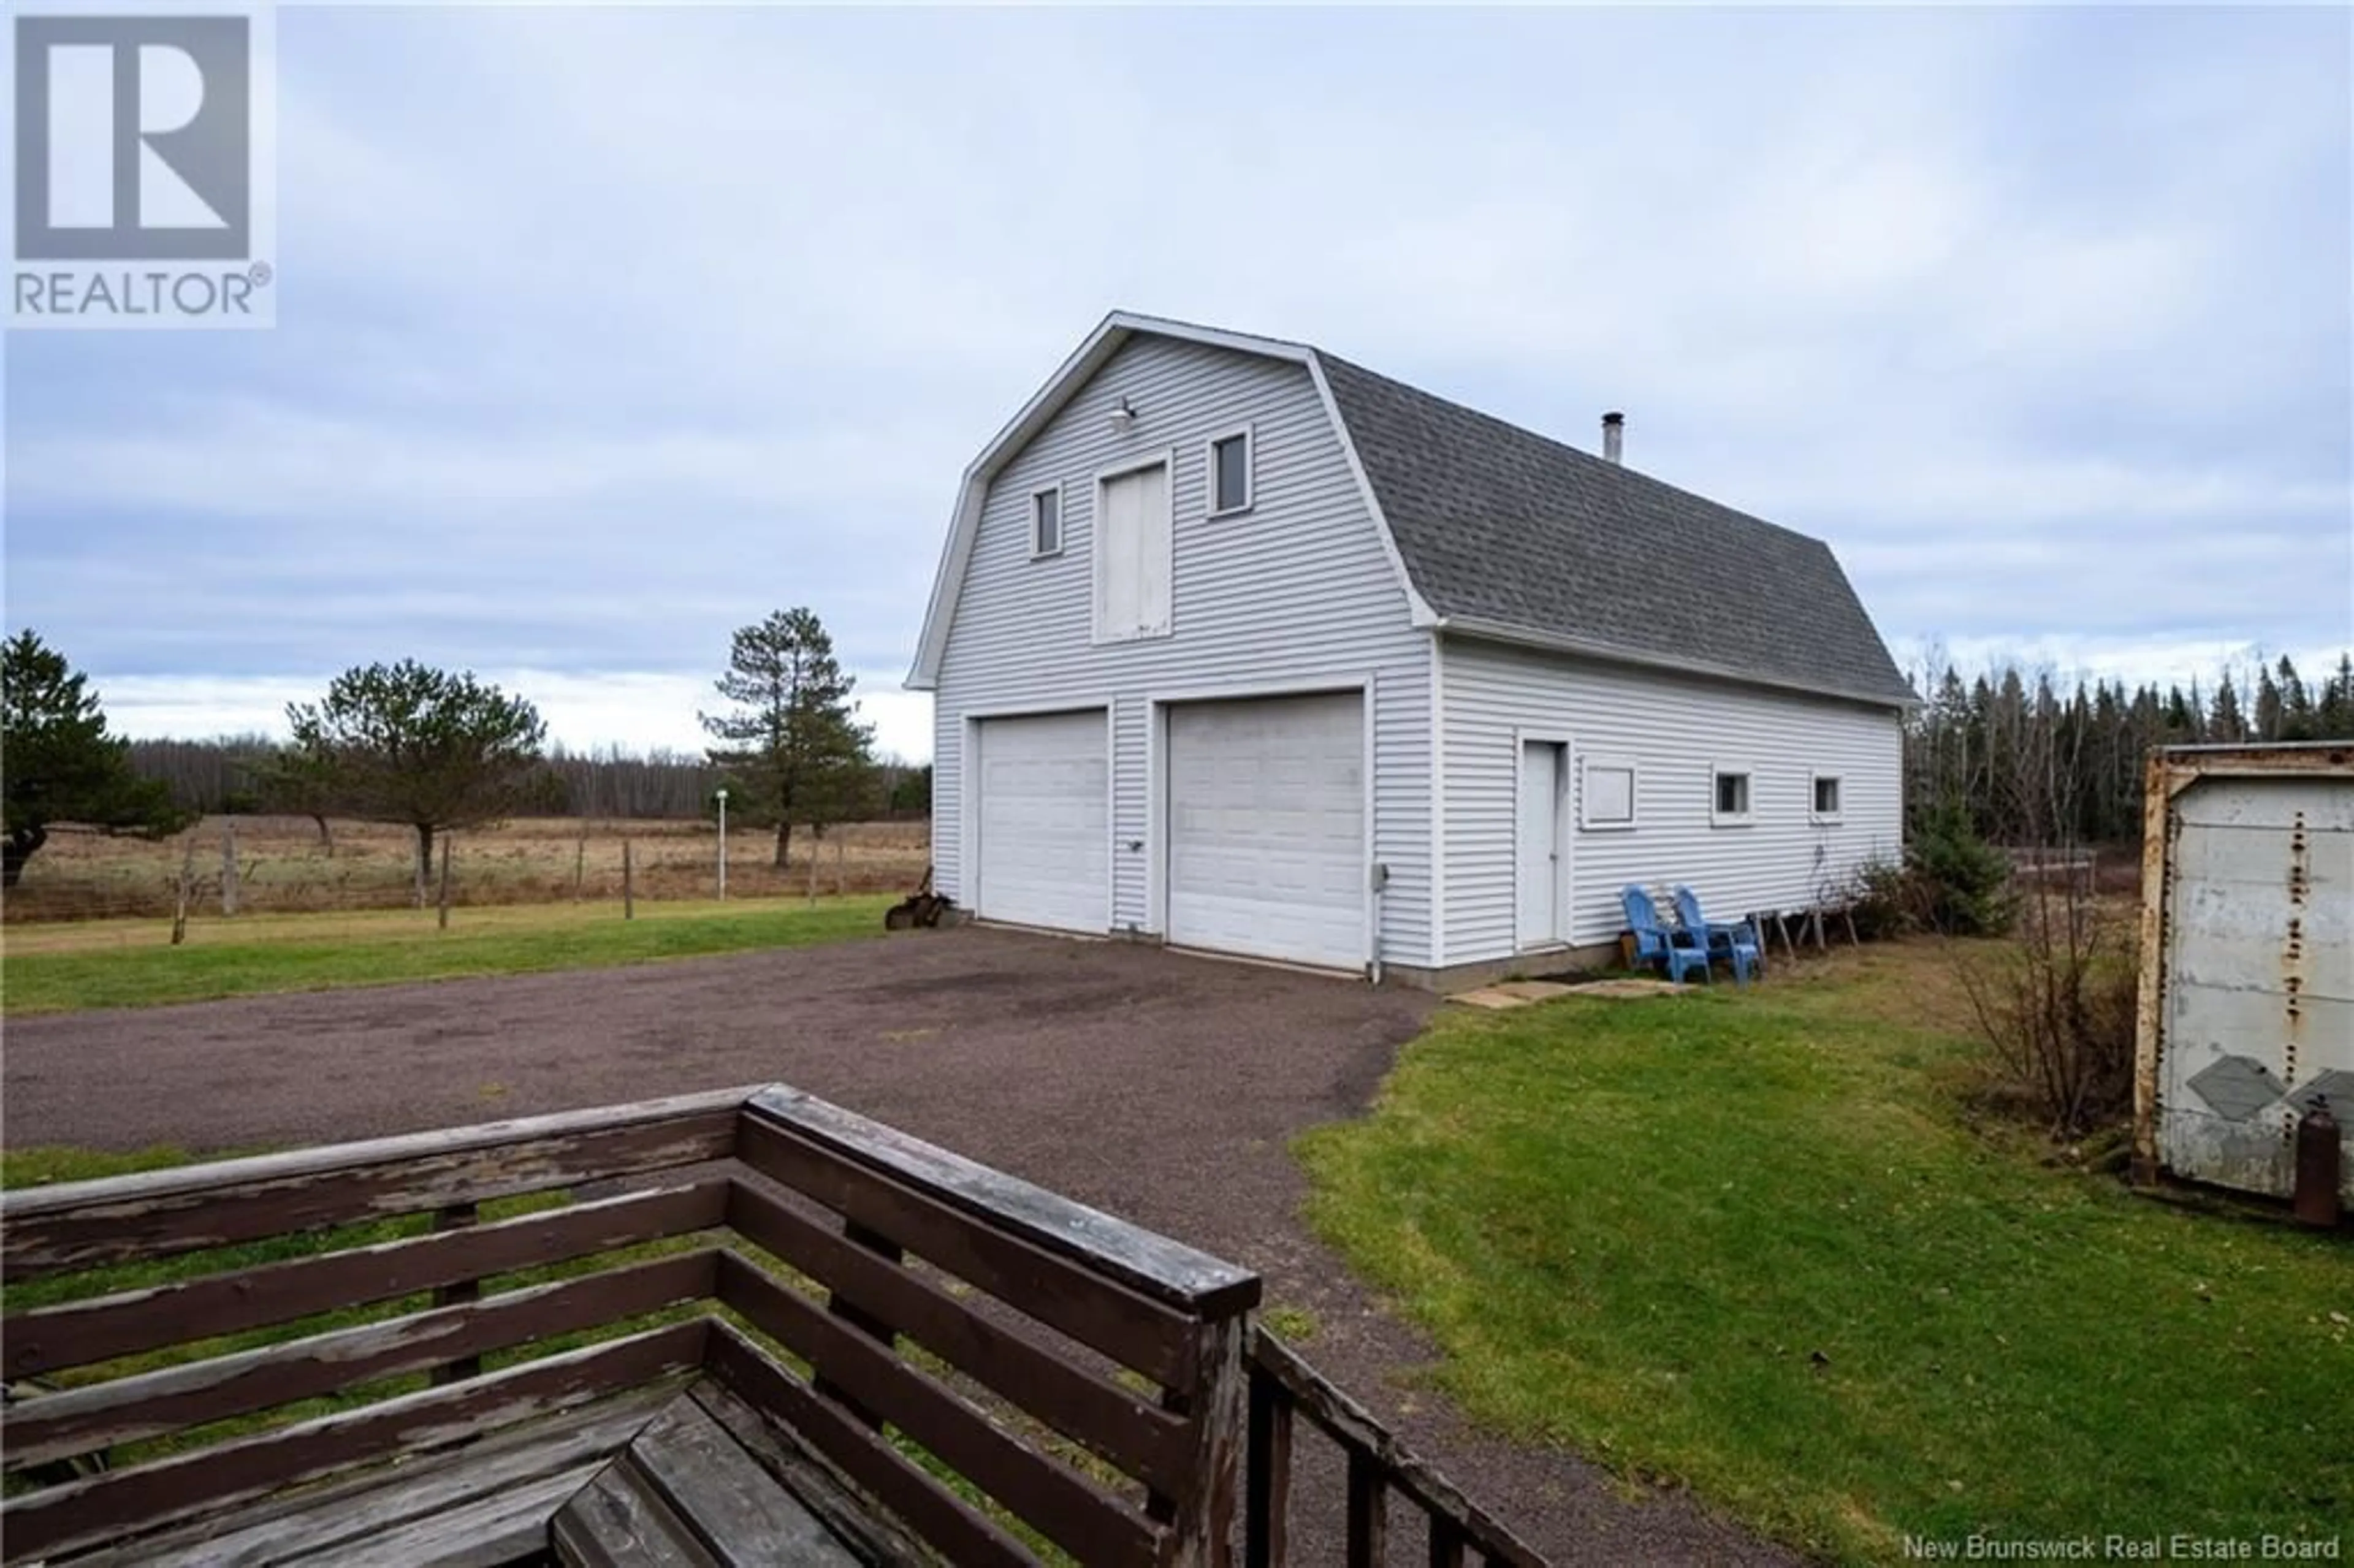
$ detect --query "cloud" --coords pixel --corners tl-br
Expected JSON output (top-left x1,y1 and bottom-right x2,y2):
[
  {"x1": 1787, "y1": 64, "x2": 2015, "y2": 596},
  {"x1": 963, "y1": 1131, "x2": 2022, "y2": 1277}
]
[{"x1": 7, "y1": 5, "x2": 2348, "y2": 764}]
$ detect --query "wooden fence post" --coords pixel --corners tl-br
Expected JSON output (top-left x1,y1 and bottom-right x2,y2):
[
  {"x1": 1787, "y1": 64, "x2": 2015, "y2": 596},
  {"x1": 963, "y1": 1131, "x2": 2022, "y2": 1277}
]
[
  {"x1": 437, "y1": 838, "x2": 453, "y2": 931},
  {"x1": 219, "y1": 819, "x2": 239, "y2": 917},
  {"x1": 171, "y1": 838, "x2": 195, "y2": 946},
  {"x1": 574, "y1": 827, "x2": 587, "y2": 902},
  {"x1": 1166, "y1": 1312, "x2": 1249, "y2": 1567},
  {"x1": 622, "y1": 838, "x2": 635, "y2": 921},
  {"x1": 1345, "y1": 1450, "x2": 1388, "y2": 1568},
  {"x1": 1244, "y1": 1364, "x2": 1292, "y2": 1568}
]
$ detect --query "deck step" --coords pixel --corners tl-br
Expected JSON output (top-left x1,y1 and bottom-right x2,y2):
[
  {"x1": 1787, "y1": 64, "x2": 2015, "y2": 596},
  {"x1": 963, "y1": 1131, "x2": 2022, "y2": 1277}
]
[
  {"x1": 553, "y1": 1397, "x2": 863, "y2": 1567},
  {"x1": 553, "y1": 1463, "x2": 724, "y2": 1568},
  {"x1": 311, "y1": 1460, "x2": 607, "y2": 1567}
]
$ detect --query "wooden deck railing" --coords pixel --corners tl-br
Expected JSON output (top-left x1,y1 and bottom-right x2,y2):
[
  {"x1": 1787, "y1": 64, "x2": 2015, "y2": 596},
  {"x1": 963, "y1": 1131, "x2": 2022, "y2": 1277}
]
[
  {"x1": 1243, "y1": 1330, "x2": 1545, "y2": 1568},
  {"x1": 1, "y1": 1089, "x2": 745, "y2": 1563},
  {"x1": 1, "y1": 1085, "x2": 1544, "y2": 1567},
  {"x1": 717, "y1": 1084, "x2": 1261, "y2": 1567}
]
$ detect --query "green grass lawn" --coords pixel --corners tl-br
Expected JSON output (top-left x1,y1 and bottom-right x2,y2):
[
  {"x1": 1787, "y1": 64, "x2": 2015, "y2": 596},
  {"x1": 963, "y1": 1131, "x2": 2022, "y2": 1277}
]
[
  {"x1": 1298, "y1": 944, "x2": 2352, "y2": 1563},
  {"x1": 0, "y1": 896, "x2": 895, "y2": 1014}
]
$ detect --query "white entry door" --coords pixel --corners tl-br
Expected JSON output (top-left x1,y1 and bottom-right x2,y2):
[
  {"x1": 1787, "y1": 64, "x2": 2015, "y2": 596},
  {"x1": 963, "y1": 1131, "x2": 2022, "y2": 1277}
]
[
  {"x1": 1165, "y1": 692, "x2": 1365, "y2": 970},
  {"x1": 973, "y1": 711, "x2": 1108, "y2": 933},
  {"x1": 1517, "y1": 740, "x2": 1566, "y2": 948}
]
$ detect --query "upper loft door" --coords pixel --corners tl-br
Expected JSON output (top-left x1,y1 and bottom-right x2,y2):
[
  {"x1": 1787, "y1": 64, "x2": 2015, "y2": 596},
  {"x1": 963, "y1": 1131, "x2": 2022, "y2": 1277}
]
[{"x1": 1095, "y1": 460, "x2": 1171, "y2": 643}]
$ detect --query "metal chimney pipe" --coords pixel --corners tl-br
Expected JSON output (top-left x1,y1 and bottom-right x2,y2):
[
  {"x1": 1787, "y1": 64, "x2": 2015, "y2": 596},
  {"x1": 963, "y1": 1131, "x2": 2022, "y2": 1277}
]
[{"x1": 1602, "y1": 411, "x2": 1625, "y2": 464}]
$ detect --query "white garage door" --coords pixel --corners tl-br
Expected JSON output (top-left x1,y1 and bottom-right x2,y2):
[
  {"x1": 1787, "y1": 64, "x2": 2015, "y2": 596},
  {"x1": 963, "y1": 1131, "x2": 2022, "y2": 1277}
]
[
  {"x1": 974, "y1": 711, "x2": 1108, "y2": 934},
  {"x1": 1167, "y1": 692, "x2": 1365, "y2": 970}
]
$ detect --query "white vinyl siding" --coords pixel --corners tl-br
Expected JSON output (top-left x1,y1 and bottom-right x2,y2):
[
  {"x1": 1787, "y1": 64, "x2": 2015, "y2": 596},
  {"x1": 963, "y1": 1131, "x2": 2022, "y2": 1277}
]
[
  {"x1": 932, "y1": 336, "x2": 1433, "y2": 965},
  {"x1": 1439, "y1": 637, "x2": 1903, "y2": 959}
]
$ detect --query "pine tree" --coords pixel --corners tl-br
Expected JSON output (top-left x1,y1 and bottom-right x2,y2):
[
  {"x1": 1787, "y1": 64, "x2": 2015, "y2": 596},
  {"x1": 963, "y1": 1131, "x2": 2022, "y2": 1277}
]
[
  {"x1": 2253, "y1": 661, "x2": 2284, "y2": 742},
  {"x1": 2276, "y1": 656, "x2": 2316, "y2": 740},
  {"x1": 284, "y1": 661, "x2": 552, "y2": 902},
  {"x1": 700, "y1": 609, "x2": 875, "y2": 869},
  {"x1": 2321, "y1": 655, "x2": 2354, "y2": 738},
  {"x1": 2, "y1": 630, "x2": 192, "y2": 886},
  {"x1": 2211, "y1": 675, "x2": 2246, "y2": 742}
]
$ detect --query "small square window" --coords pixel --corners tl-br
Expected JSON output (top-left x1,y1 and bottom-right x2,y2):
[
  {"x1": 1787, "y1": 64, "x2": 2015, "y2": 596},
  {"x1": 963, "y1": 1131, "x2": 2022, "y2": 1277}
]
[
  {"x1": 1030, "y1": 487, "x2": 1062, "y2": 558},
  {"x1": 1582, "y1": 756, "x2": 1637, "y2": 829},
  {"x1": 1712, "y1": 769, "x2": 1751, "y2": 824},
  {"x1": 1208, "y1": 429, "x2": 1252, "y2": 516},
  {"x1": 1813, "y1": 775, "x2": 1843, "y2": 819}
]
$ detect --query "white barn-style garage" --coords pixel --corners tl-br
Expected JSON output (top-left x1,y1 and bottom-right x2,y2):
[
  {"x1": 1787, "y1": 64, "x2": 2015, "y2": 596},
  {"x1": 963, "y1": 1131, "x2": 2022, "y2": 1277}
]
[{"x1": 907, "y1": 313, "x2": 1914, "y2": 989}]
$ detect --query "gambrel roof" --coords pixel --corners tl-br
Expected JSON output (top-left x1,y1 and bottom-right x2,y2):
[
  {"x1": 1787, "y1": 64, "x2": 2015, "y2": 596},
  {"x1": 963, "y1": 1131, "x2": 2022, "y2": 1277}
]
[{"x1": 908, "y1": 312, "x2": 1914, "y2": 709}]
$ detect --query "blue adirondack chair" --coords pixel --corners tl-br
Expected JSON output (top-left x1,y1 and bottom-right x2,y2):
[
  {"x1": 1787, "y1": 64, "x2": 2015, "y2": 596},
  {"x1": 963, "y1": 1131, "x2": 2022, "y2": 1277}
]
[
  {"x1": 1621, "y1": 885, "x2": 1712, "y2": 984},
  {"x1": 1673, "y1": 885, "x2": 1764, "y2": 984}
]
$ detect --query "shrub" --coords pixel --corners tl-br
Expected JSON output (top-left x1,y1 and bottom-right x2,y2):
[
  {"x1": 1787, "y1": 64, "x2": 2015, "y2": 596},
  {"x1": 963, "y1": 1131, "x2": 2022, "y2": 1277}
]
[
  {"x1": 1904, "y1": 806, "x2": 2017, "y2": 936},
  {"x1": 1959, "y1": 875, "x2": 2139, "y2": 1140},
  {"x1": 1845, "y1": 810, "x2": 2016, "y2": 938}
]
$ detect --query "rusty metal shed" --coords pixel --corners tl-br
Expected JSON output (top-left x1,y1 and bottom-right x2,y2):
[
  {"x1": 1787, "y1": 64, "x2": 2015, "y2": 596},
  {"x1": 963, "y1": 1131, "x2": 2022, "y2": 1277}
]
[{"x1": 2133, "y1": 742, "x2": 2354, "y2": 1201}]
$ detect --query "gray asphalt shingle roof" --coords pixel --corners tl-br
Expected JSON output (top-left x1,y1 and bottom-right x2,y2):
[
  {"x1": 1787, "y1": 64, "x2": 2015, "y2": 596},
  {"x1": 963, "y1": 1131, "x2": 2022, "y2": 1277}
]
[{"x1": 1314, "y1": 351, "x2": 1915, "y2": 707}]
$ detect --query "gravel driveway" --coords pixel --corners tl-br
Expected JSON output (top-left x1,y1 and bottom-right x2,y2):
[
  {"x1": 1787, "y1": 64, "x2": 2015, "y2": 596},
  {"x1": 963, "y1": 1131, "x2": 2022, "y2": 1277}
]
[{"x1": 2, "y1": 925, "x2": 1791, "y2": 1565}]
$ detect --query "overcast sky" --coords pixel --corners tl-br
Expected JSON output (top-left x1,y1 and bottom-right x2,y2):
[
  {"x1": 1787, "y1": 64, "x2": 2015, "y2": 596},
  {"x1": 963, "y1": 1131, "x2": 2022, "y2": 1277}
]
[{"x1": 7, "y1": 4, "x2": 2349, "y2": 763}]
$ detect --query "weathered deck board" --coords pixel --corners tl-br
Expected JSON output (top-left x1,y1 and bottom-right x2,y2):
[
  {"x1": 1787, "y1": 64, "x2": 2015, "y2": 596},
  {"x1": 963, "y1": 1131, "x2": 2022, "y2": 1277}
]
[
  {"x1": 553, "y1": 1461, "x2": 723, "y2": 1568},
  {"x1": 717, "y1": 1251, "x2": 1157, "y2": 1567},
  {"x1": 303, "y1": 1460, "x2": 604, "y2": 1567},
  {"x1": 1, "y1": 1090, "x2": 745, "y2": 1278},
  {"x1": 725, "y1": 1176, "x2": 1189, "y2": 1496},
  {"x1": 5, "y1": 1177, "x2": 728, "y2": 1381},
  {"x1": 625, "y1": 1396, "x2": 864, "y2": 1566},
  {"x1": 73, "y1": 1382, "x2": 685, "y2": 1568},
  {"x1": 747, "y1": 1086, "x2": 1259, "y2": 1315},
  {"x1": 705, "y1": 1320, "x2": 1037, "y2": 1568},
  {"x1": 6, "y1": 1250, "x2": 718, "y2": 1470},
  {"x1": 686, "y1": 1382, "x2": 937, "y2": 1568},
  {"x1": 735, "y1": 1116, "x2": 1197, "y2": 1387},
  {"x1": 1, "y1": 1319, "x2": 709, "y2": 1562}
]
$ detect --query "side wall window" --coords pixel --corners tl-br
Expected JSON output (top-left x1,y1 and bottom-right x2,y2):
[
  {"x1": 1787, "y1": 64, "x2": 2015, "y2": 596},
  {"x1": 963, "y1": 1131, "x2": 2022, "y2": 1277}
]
[
  {"x1": 1711, "y1": 767, "x2": 1753, "y2": 825},
  {"x1": 1030, "y1": 486, "x2": 1062, "y2": 558},
  {"x1": 1582, "y1": 755, "x2": 1637, "y2": 829},
  {"x1": 1208, "y1": 427, "x2": 1254, "y2": 517}
]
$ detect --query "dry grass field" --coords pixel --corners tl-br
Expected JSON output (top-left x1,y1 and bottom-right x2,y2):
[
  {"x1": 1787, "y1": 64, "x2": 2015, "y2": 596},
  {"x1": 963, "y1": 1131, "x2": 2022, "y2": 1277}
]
[{"x1": 1, "y1": 815, "x2": 932, "y2": 923}]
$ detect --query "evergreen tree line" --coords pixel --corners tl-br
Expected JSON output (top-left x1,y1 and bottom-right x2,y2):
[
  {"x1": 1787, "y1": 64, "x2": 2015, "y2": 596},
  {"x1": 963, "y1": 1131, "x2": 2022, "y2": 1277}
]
[
  {"x1": 126, "y1": 735, "x2": 931, "y2": 821},
  {"x1": 1905, "y1": 652, "x2": 2354, "y2": 847}
]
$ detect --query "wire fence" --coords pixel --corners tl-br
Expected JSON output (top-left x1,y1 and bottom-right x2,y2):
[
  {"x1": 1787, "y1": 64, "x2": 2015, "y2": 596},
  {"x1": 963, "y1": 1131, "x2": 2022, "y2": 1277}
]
[{"x1": 1, "y1": 815, "x2": 932, "y2": 925}]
